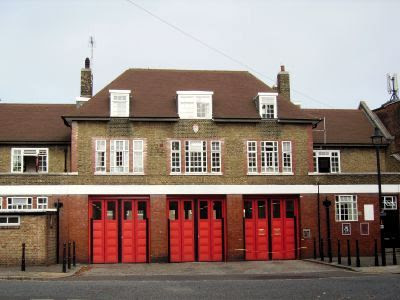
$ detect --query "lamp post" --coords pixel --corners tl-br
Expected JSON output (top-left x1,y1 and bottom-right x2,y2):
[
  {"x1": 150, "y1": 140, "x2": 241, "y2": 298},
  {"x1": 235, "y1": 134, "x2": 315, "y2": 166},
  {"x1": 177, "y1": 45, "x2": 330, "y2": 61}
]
[
  {"x1": 371, "y1": 127, "x2": 386, "y2": 266},
  {"x1": 323, "y1": 197, "x2": 332, "y2": 263}
]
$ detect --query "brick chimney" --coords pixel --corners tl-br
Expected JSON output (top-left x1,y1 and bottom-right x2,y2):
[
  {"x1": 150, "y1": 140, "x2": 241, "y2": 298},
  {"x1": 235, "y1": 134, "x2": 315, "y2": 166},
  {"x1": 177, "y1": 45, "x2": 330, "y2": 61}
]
[
  {"x1": 76, "y1": 58, "x2": 93, "y2": 107},
  {"x1": 277, "y1": 65, "x2": 290, "y2": 101}
]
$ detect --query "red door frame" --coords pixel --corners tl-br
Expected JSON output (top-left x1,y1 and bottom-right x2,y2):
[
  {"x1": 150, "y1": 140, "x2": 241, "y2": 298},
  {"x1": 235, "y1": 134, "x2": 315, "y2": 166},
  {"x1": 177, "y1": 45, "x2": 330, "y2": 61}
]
[
  {"x1": 167, "y1": 196, "x2": 227, "y2": 263},
  {"x1": 243, "y1": 196, "x2": 299, "y2": 261},
  {"x1": 88, "y1": 196, "x2": 150, "y2": 264}
]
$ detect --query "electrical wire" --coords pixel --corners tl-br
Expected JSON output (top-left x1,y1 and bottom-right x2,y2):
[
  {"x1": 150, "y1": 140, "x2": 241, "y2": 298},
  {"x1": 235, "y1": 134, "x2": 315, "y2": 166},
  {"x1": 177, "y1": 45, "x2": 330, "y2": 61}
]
[{"x1": 123, "y1": 0, "x2": 334, "y2": 108}]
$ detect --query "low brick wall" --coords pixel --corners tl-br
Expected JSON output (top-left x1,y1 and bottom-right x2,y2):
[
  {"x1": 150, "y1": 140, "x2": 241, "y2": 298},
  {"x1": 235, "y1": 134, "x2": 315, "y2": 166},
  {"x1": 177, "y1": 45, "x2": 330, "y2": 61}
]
[{"x1": 0, "y1": 213, "x2": 57, "y2": 266}]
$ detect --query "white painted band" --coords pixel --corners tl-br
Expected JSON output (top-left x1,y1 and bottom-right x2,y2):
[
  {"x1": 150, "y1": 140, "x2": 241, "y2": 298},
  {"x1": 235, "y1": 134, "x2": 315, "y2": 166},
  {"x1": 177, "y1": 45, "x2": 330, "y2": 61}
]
[{"x1": 0, "y1": 184, "x2": 399, "y2": 196}]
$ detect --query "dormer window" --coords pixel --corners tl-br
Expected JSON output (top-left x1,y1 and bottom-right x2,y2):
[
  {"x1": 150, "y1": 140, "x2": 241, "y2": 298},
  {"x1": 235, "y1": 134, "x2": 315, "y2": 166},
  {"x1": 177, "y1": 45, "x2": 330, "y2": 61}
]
[
  {"x1": 110, "y1": 90, "x2": 131, "y2": 117},
  {"x1": 256, "y1": 92, "x2": 278, "y2": 119},
  {"x1": 177, "y1": 91, "x2": 213, "y2": 119}
]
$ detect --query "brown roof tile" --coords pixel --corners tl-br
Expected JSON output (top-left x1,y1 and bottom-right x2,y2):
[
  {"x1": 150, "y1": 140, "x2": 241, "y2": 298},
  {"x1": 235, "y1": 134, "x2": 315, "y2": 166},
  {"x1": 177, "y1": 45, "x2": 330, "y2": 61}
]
[
  {"x1": 0, "y1": 104, "x2": 75, "y2": 143},
  {"x1": 68, "y1": 69, "x2": 316, "y2": 121},
  {"x1": 374, "y1": 101, "x2": 400, "y2": 152},
  {"x1": 304, "y1": 109, "x2": 375, "y2": 145}
]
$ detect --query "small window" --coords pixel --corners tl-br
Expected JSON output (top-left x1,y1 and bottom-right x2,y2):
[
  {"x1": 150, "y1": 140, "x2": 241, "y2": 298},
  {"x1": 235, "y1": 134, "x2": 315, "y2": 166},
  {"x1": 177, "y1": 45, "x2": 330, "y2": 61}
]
[
  {"x1": 213, "y1": 201, "x2": 222, "y2": 220},
  {"x1": 0, "y1": 216, "x2": 20, "y2": 227},
  {"x1": 257, "y1": 93, "x2": 278, "y2": 119},
  {"x1": 244, "y1": 201, "x2": 253, "y2": 219},
  {"x1": 282, "y1": 141, "x2": 292, "y2": 173},
  {"x1": 133, "y1": 140, "x2": 144, "y2": 173},
  {"x1": 137, "y1": 201, "x2": 147, "y2": 220},
  {"x1": 92, "y1": 201, "x2": 102, "y2": 220},
  {"x1": 286, "y1": 199, "x2": 294, "y2": 218},
  {"x1": 200, "y1": 201, "x2": 208, "y2": 219},
  {"x1": 313, "y1": 150, "x2": 340, "y2": 173},
  {"x1": 383, "y1": 196, "x2": 397, "y2": 210},
  {"x1": 184, "y1": 201, "x2": 193, "y2": 220},
  {"x1": 335, "y1": 195, "x2": 358, "y2": 221},
  {"x1": 169, "y1": 201, "x2": 178, "y2": 220},
  {"x1": 107, "y1": 202, "x2": 116, "y2": 220},
  {"x1": 7, "y1": 197, "x2": 33, "y2": 210},
  {"x1": 124, "y1": 201, "x2": 132, "y2": 220},
  {"x1": 110, "y1": 90, "x2": 130, "y2": 117},
  {"x1": 247, "y1": 141, "x2": 257, "y2": 173},
  {"x1": 258, "y1": 201, "x2": 266, "y2": 219},
  {"x1": 171, "y1": 141, "x2": 181, "y2": 173},
  {"x1": 95, "y1": 140, "x2": 106, "y2": 173},
  {"x1": 11, "y1": 148, "x2": 48, "y2": 173},
  {"x1": 37, "y1": 197, "x2": 48, "y2": 209},
  {"x1": 110, "y1": 140, "x2": 129, "y2": 173},
  {"x1": 211, "y1": 141, "x2": 221, "y2": 173},
  {"x1": 272, "y1": 200, "x2": 280, "y2": 218}
]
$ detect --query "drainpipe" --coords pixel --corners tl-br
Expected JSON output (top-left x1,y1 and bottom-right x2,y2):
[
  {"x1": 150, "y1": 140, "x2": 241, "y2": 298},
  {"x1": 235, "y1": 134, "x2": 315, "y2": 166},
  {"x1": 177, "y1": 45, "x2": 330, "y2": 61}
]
[{"x1": 317, "y1": 181, "x2": 321, "y2": 257}]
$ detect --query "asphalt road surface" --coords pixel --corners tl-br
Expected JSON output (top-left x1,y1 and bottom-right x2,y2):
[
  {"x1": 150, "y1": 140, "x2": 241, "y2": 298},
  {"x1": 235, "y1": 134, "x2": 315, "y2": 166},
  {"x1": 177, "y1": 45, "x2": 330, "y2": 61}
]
[{"x1": 0, "y1": 272, "x2": 399, "y2": 299}]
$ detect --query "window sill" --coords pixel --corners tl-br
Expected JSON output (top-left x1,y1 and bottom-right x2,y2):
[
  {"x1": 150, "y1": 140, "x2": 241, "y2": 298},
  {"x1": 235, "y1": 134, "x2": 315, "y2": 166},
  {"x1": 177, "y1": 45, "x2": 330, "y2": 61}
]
[
  {"x1": 247, "y1": 172, "x2": 294, "y2": 176},
  {"x1": 335, "y1": 220, "x2": 358, "y2": 222},
  {"x1": 169, "y1": 172, "x2": 223, "y2": 176},
  {"x1": 0, "y1": 209, "x2": 57, "y2": 213},
  {"x1": 95, "y1": 172, "x2": 145, "y2": 176},
  {"x1": 0, "y1": 172, "x2": 78, "y2": 176}
]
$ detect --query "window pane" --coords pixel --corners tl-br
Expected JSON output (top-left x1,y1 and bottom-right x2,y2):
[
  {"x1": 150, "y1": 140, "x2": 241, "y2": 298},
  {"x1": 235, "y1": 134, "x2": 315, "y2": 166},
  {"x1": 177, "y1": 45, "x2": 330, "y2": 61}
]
[
  {"x1": 244, "y1": 201, "x2": 252, "y2": 219},
  {"x1": 258, "y1": 201, "x2": 266, "y2": 219},
  {"x1": 0, "y1": 217, "x2": 7, "y2": 223},
  {"x1": 169, "y1": 201, "x2": 178, "y2": 220},
  {"x1": 92, "y1": 201, "x2": 102, "y2": 220},
  {"x1": 213, "y1": 201, "x2": 222, "y2": 219},
  {"x1": 137, "y1": 201, "x2": 147, "y2": 220},
  {"x1": 318, "y1": 157, "x2": 331, "y2": 173},
  {"x1": 184, "y1": 201, "x2": 192, "y2": 220},
  {"x1": 200, "y1": 201, "x2": 208, "y2": 219},
  {"x1": 8, "y1": 217, "x2": 19, "y2": 224},
  {"x1": 272, "y1": 200, "x2": 280, "y2": 218},
  {"x1": 107, "y1": 202, "x2": 116, "y2": 220},
  {"x1": 124, "y1": 201, "x2": 132, "y2": 220},
  {"x1": 286, "y1": 200, "x2": 294, "y2": 218}
]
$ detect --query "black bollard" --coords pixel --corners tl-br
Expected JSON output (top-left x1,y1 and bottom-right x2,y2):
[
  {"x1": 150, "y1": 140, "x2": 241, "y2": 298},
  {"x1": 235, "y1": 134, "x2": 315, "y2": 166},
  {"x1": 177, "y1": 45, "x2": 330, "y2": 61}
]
[
  {"x1": 68, "y1": 242, "x2": 71, "y2": 270},
  {"x1": 320, "y1": 239, "x2": 324, "y2": 261},
  {"x1": 374, "y1": 239, "x2": 379, "y2": 266},
  {"x1": 356, "y1": 240, "x2": 360, "y2": 267},
  {"x1": 328, "y1": 238, "x2": 332, "y2": 263},
  {"x1": 393, "y1": 245, "x2": 397, "y2": 266},
  {"x1": 313, "y1": 238, "x2": 317, "y2": 259},
  {"x1": 73, "y1": 241, "x2": 76, "y2": 267},
  {"x1": 21, "y1": 243, "x2": 26, "y2": 272},
  {"x1": 337, "y1": 240, "x2": 341, "y2": 265},
  {"x1": 347, "y1": 239, "x2": 351, "y2": 266},
  {"x1": 62, "y1": 243, "x2": 67, "y2": 273}
]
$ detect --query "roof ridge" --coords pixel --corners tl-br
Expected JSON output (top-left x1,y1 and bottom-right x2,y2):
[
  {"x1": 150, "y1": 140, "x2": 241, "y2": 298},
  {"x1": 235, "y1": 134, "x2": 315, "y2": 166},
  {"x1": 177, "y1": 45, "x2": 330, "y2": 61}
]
[{"x1": 126, "y1": 68, "x2": 249, "y2": 73}]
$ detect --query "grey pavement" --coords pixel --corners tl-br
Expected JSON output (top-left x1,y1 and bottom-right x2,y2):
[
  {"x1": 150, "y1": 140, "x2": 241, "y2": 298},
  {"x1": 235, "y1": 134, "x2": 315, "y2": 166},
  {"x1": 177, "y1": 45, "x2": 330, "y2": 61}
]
[{"x1": 0, "y1": 264, "x2": 84, "y2": 280}]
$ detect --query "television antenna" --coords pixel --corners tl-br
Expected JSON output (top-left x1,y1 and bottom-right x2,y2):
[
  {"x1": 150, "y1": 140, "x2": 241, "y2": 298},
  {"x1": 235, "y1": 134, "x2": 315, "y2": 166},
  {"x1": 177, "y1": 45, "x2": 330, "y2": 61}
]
[
  {"x1": 88, "y1": 36, "x2": 95, "y2": 66},
  {"x1": 387, "y1": 73, "x2": 399, "y2": 102}
]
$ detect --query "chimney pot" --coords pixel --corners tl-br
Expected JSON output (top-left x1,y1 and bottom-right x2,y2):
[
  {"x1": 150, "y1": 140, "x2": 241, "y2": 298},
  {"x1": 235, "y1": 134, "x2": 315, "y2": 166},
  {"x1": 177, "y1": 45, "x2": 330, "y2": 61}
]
[
  {"x1": 85, "y1": 57, "x2": 90, "y2": 69},
  {"x1": 280, "y1": 65, "x2": 285, "y2": 72}
]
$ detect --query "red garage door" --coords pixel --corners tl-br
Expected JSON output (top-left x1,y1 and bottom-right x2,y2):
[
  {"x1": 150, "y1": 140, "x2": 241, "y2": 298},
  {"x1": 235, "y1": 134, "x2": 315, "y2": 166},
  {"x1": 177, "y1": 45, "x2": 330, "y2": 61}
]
[
  {"x1": 89, "y1": 198, "x2": 149, "y2": 264},
  {"x1": 271, "y1": 199, "x2": 298, "y2": 260},
  {"x1": 244, "y1": 199, "x2": 268, "y2": 260},
  {"x1": 244, "y1": 198, "x2": 298, "y2": 261},
  {"x1": 168, "y1": 198, "x2": 225, "y2": 262},
  {"x1": 168, "y1": 200, "x2": 195, "y2": 262}
]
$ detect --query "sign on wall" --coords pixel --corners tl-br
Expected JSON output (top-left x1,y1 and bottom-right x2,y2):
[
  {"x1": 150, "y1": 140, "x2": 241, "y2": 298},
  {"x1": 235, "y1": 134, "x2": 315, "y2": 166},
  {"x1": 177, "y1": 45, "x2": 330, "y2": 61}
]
[{"x1": 364, "y1": 204, "x2": 374, "y2": 221}]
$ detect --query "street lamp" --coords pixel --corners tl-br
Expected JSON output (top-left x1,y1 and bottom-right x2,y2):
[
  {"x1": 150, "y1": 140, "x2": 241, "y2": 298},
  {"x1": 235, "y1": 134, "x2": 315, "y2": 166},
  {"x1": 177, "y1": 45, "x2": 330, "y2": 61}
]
[
  {"x1": 371, "y1": 127, "x2": 386, "y2": 266},
  {"x1": 323, "y1": 197, "x2": 332, "y2": 262}
]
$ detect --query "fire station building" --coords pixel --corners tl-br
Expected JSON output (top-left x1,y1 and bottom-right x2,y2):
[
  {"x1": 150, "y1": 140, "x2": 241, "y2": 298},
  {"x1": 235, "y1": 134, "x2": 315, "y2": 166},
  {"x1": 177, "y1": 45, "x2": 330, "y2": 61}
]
[{"x1": 0, "y1": 60, "x2": 399, "y2": 265}]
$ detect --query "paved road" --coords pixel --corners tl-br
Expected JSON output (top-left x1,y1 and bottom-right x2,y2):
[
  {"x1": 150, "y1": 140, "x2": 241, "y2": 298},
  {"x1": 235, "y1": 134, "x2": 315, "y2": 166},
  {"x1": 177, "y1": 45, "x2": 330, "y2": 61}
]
[{"x1": 0, "y1": 273, "x2": 399, "y2": 300}]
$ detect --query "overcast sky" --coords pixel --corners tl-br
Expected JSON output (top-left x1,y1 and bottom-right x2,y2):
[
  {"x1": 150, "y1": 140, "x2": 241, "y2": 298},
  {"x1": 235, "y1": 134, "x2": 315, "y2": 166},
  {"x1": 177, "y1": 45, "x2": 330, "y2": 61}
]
[{"x1": 1, "y1": 0, "x2": 399, "y2": 109}]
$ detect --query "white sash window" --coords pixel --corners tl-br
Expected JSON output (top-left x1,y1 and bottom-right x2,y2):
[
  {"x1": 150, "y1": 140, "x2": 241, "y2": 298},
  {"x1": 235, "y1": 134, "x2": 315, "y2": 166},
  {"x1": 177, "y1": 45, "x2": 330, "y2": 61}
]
[
  {"x1": 110, "y1": 140, "x2": 129, "y2": 173},
  {"x1": 11, "y1": 148, "x2": 48, "y2": 173}
]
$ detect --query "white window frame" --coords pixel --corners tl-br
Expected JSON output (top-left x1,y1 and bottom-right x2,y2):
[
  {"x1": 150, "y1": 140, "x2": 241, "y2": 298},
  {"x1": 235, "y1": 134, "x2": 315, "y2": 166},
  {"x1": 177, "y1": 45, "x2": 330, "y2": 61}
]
[
  {"x1": 37, "y1": 197, "x2": 48, "y2": 209},
  {"x1": 0, "y1": 216, "x2": 20, "y2": 227},
  {"x1": 7, "y1": 197, "x2": 33, "y2": 210},
  {"x1": 110, "y1": 140, "x2": 129, "y2": 173},
  {"x1": 171, "y1": 140, "x2": 181, "y2": 174},
  {"x1": 133, "y1": 140, "x2": 144, "y2": 174},
  {"x1": 247, "y1": 141, "x2": 258, "y2": 174},
  {"x1": 282, "y1": 141, "x2": 292, "y2": 173},
  {"x1": 313, "y1": 150, "x2": 341, "y2": 173},
  {"x1": 110, "y1": 90, "x2": 131, "y2": 117},
  {"x1": 185, "y1": 140, "x2": 207, "y2": 173},
  {"x1": 257, "y1": 93, "x2": 278, "y2": 119},
  {"x1": 335, "y1": 195, "x2": 358, "y2": 222},
  {"x1": 383, "y1": 196, "x2": 397, "y2": 210},
  {"x1": 95, "y1": 140, "x2": 107, "y2": 173},
  {"x1": 11, "y1": 148, "x2": 49, "y2": 173},
  {"x1": 177, "y1": 91, "x2": 213, "y2": 119},
  {"x1": 261, "y1": 141, "x2": 279, "y2": 173},
  {"x1": 211, "y1": 141, "x2": 221, "y2": 173}
]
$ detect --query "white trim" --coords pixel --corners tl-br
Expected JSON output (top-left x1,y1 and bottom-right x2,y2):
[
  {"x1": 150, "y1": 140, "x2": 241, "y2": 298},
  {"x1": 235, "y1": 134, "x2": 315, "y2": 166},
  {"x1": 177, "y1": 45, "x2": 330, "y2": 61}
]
[
  {"x1": 257, "y1": 92, "x2": 279, "y2": 97},
  {"x1": 11, "y1": 148, "x2": 49, "y2": 173},
  {"x1": 0, "y1": 215, "x2": 20, "y2": 227},
  {"x1": 177, "y1": 91, "x2": 214, "y2": 95},
  {"x1": 109, "y1": 89, "x2": 131, "y2": 94},
  {"x1": 0, "y1": 209, "x2": 57, "y2": 213},
  {"x1": 0, "y1": 184, "x2": 399, "y2": 195},
  {"x1": 37, "y1": 196, "x2": 48, "y2": 209}
]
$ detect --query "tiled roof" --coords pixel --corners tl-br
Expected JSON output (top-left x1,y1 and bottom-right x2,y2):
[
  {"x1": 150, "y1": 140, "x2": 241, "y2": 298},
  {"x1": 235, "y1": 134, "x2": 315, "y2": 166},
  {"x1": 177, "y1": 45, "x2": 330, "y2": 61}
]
[
  {"x1": 0, "y1": 104, "x2": 75, "y2": 143},
  {"x1": 374, "y1": 101, "x2": 400, "y2": 153},
  {"x1": 304, "y1": 109, "x2": 375, "y2": 145},
  {"x1": 66, "y1": 69, "x2": 317, "y2": 121}
]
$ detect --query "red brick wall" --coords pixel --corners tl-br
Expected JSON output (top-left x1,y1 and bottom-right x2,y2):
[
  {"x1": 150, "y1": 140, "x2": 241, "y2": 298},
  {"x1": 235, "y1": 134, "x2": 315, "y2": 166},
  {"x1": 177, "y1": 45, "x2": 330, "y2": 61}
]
[
  {"x1": 226, "y1": 194, "x2": 244, "y2": 261},
  {"x1": 299, "y1": 193, "x2": 382, "y2": 258},
  {"x1": 150, "y1": 194, "x2": 168, "y2": 262}
]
